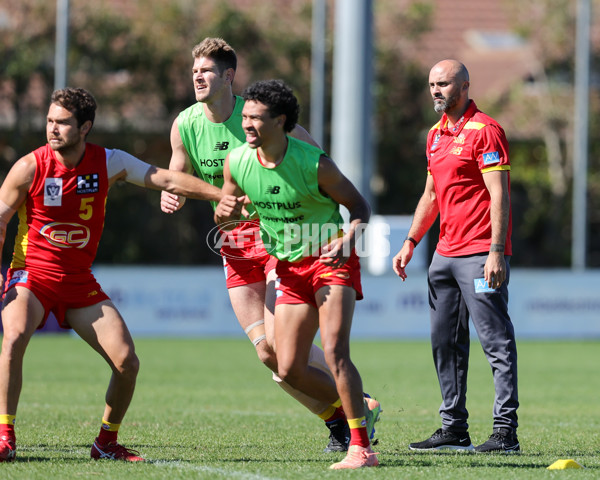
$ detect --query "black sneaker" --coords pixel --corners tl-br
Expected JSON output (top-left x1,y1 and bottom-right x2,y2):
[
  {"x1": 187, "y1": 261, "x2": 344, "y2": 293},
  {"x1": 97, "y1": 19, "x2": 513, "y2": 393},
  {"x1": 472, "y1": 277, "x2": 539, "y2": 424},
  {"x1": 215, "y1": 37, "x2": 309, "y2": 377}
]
[
  {"x1": 323, "y1": 419, "x2": 350, "y2": 452},
  {"x1": 409, "y1": 428, "x2": 474, "y2": 452},
  {"x1": 475, "y1": 427, "x2": 520, "y2": 453}
]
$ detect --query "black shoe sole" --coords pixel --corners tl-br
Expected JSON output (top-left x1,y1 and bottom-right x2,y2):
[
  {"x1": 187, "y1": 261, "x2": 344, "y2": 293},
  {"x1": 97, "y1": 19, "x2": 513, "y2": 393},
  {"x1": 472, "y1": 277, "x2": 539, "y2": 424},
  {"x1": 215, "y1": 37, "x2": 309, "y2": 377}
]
[
  {"x1": 323, "y1": 446, "x2": 349, "y2": 453},
  {"x1": 409, "y1": 444, "x2": 474, "y2": 452},
  {"x1": 474, "y1": 447, "x2": 521, "y2": 454}
]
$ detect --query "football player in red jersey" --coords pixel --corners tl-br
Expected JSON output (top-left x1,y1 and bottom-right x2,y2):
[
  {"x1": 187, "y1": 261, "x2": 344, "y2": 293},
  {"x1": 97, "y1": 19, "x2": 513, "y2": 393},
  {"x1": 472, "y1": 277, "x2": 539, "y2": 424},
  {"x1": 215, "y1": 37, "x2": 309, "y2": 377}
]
[{"x1": 0, "y1": 87, "x2": 222, "y2": 462}]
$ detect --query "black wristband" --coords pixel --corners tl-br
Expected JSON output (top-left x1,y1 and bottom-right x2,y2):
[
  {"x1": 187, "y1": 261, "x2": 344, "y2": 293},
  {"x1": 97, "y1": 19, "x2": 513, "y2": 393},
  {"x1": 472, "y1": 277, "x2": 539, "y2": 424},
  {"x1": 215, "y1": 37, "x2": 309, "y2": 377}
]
[{"x1": 405, "y1": 236, "x2": 418, "y2": 248}]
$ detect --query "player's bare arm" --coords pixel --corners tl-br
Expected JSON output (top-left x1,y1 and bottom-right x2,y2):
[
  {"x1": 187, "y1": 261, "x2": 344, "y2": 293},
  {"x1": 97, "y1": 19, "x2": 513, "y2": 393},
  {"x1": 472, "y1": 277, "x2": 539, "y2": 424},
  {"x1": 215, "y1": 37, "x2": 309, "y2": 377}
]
[
  {"x1": 392, "y1": 174, "x2": 439, "y2": 280},
  {"x1": 0, "y1": 199, "x2": 17, "y2": 285},
  {"x1": 214, "y1": 155, "x2": 246, "y2": 230},
  {"x1": 317, "y1": 155, "x2": 371, "y2": 267},
  {"x1": 145, "y1": 166, "x2": 221, "y2": 201},
  {"x1": 106, "y1": 149, "x2": 221, "y2": 201},
  {"x1": 0, "y1": 154, "x2": 36, "y2": 209},
  {"x1": 289, "y1": 124, "x2": 321, "y2": 148},
  {"x1": 482, "y1": 169, "x2": 510, "y2": 288},
  {"x1": 0, "y1": 154, "x2": 36, "y2": 285},
  {"x1": 160, "y1": 119, "x2": 196, "y2": 213}
]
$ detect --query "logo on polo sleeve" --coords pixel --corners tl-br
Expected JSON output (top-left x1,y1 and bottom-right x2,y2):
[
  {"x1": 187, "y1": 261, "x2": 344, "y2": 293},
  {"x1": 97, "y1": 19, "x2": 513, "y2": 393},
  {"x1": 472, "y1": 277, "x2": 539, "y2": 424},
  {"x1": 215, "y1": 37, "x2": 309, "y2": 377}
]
[{"x1": 482, "y1": 151, "x2": 500, "y2": 165}]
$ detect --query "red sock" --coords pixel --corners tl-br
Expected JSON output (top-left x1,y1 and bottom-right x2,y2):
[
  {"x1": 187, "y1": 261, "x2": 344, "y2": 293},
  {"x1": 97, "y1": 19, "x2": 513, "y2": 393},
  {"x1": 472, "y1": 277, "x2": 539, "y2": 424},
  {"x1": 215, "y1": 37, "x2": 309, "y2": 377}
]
[
  {"x1": 349, "y1": 426, "x2": 370, "y2": 448},
  {"x1": 97, "y1": 428, "x2": 118, "y2": 445},
  {"x1": 324, "y1": 407, "x2": 346, "y2": 423}
]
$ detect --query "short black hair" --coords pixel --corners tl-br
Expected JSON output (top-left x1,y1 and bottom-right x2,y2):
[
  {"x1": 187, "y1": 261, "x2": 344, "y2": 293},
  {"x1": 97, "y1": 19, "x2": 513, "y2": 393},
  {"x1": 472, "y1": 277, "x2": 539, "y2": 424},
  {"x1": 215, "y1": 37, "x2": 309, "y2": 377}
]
[
  {"x1": 51, "y1": 87, "x2": 97, "y2": 128},
  {"x1": 242, "y1": 79, "x2": 299, "y2": 133}
]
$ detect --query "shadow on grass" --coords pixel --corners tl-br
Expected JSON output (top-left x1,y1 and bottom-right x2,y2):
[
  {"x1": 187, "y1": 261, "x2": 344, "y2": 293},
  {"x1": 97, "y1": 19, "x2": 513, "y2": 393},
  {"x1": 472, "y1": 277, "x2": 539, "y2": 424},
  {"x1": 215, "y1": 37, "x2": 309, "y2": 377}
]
[
  {"x1": 13, "y1": 442, "x2": 154, "y2": 463},
  {"x1": 380, "y1": 458, "x2": 549, "y2": 469},
  {"x1": 378, "y1": 450, "x2": 572, "y2": 469},
  {"x1": 14, "y1": 443, "x2": 599, "y2": 471}
]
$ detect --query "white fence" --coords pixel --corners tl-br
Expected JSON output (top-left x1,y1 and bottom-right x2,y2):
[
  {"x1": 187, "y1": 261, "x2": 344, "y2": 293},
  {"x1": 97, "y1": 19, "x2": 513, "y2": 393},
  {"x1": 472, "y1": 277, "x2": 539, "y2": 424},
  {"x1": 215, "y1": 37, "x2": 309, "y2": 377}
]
[{"x1": 92, "y1": 266, "x2": 600, "y2": 339}]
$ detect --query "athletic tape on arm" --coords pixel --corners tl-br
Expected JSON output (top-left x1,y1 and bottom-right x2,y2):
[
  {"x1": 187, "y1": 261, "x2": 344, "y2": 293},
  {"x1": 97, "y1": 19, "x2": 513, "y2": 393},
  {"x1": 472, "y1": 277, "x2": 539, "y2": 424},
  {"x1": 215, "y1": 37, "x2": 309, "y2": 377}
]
[{"x1": 244, "y1": 320, "x2": 266, "y2": 346}]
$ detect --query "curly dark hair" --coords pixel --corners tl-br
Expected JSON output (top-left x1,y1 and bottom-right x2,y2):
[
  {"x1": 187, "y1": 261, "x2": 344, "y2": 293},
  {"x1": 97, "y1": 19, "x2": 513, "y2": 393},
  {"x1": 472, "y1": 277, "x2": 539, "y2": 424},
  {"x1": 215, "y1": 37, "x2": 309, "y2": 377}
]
[
  {"x1": 51, "y1": 87, "x2": 97, "y2": 128},
  {"x1": 242, "y1": 79, "x2": 299, "y2": 133}
]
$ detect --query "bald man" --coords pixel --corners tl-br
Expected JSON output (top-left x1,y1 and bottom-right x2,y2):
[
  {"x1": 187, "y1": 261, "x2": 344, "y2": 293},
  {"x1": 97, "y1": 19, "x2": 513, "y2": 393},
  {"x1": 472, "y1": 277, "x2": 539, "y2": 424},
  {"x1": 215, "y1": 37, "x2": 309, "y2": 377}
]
[{"x1": 392, "y1": 60, "x2": 519, "y2": 453}]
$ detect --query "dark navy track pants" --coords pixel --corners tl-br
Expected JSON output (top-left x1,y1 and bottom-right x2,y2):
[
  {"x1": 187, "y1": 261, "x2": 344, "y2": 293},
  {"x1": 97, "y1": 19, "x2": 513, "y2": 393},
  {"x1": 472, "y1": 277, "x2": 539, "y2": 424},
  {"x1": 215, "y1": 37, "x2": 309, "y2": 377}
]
[{"x1": 428, "y1": 251, "x2": 519, "y2": 432}]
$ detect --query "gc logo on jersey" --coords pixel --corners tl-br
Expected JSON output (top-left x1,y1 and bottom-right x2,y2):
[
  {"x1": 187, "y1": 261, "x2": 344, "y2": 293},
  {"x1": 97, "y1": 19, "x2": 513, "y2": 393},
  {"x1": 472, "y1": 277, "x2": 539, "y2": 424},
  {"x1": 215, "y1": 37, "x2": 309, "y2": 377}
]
[
  {"x1": 39, "y1": 222, "x2": 90, "y2": 248},
  {"x1": 44, "y1": 178, "x2": 63, "y2": 206}
]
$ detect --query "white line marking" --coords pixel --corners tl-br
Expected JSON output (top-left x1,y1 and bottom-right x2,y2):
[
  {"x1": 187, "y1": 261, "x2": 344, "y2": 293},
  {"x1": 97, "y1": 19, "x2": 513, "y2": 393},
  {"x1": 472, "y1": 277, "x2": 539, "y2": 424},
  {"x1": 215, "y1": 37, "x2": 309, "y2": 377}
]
[{"x1": 152, "y1": 460, "x2": 279, "y2": 480}]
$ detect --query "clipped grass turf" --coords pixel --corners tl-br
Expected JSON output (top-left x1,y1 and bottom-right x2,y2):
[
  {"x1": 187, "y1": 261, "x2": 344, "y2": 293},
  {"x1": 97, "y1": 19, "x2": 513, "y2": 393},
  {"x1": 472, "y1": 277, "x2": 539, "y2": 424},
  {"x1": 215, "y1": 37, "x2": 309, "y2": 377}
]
[{"x1": 2, "y1": 335, "x2": 598, "y2": 479}]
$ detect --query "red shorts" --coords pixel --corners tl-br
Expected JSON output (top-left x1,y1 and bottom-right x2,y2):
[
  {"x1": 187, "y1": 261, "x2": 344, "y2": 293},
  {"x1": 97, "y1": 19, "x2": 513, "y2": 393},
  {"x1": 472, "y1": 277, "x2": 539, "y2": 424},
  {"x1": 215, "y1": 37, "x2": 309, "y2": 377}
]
[
  {"x1": 274, "y1": 250, "x2": 363, "y2": 308},
  {"x1": 221, "y1": 221, "x2": 276, "y2": 288},
  {"x1": 3, "y1": 268, "x2": 110, "y2": 329}
]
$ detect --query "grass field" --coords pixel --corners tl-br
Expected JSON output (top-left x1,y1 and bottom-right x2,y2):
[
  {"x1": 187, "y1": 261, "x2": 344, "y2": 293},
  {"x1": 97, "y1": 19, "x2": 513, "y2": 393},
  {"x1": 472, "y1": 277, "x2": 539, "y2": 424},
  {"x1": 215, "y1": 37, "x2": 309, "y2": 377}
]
[{"x1": 1, "y1": 335, "x2": 598, "y2": 479}]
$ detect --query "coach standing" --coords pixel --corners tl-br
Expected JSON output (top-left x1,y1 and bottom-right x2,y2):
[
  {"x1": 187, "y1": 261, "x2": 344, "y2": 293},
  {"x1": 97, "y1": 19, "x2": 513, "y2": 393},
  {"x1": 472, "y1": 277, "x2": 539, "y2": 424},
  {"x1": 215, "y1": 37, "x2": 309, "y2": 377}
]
[{"x1": 392, "y1": 59, "x2": 519, "y2": 453}]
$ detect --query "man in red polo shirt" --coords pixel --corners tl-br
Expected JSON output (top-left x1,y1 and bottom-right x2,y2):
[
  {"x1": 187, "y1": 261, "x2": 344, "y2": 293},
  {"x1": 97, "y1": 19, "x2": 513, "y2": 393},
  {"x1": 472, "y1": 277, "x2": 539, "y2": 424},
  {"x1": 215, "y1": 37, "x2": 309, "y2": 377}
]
[{"x1": 393, "y1": 59, "x2": 519, "y2": 453}]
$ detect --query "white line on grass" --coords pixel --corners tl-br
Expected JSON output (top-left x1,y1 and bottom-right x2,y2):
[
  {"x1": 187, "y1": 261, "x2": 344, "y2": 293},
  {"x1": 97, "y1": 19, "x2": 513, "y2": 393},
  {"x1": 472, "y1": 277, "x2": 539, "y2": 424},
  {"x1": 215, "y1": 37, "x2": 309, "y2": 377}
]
[{"x1": 152, "y1": 460, "x2": 280, "y2": 480}]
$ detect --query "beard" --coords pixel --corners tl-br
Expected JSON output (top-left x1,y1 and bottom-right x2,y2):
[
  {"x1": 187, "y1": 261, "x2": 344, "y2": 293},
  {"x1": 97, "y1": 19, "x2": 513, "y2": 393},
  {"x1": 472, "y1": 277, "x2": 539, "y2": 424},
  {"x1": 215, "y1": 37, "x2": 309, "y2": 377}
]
[
  {"x1": 433, "y1": 93, "x2": 459, "y2": 114},
  {"x1": 47, "y1": 133, "x2": 81, "y2": 153}
]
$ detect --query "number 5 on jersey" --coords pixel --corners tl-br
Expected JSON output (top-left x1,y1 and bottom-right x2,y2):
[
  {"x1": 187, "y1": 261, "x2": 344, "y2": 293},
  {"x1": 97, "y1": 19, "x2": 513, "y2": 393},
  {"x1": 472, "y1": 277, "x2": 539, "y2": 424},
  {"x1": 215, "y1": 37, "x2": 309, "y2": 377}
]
[{"x1": 79, "y1": 197, "x2": 94, "y2": 220}]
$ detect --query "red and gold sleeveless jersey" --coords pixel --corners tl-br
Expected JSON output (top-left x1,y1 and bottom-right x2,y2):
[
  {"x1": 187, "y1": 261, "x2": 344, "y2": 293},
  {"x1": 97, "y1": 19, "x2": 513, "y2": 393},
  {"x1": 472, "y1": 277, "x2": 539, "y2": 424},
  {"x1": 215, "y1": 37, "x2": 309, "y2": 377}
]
[{"x1": 10, "y1": 143, "x2": 109, "y2": 275}]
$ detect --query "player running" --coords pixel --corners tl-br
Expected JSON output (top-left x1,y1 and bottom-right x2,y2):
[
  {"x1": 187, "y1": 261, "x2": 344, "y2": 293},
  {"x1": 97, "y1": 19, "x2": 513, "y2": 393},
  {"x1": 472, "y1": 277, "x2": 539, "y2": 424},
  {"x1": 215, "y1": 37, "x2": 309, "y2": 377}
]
[
  {"x1": 160, "y1": 38, "x2": 381, "y2": 452},
  {"x1": 215, "y1": 79, "x2": 380, "y2": 469}
]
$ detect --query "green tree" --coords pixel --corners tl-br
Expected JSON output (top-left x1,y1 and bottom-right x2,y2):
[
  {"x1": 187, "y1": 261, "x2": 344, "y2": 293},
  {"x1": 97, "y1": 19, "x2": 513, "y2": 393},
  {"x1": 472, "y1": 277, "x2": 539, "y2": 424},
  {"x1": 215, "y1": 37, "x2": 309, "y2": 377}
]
[
  {"x1": 0, "y1": 1, "x2": 55, "y2": 157},
  {"x1": 3, "y1": 0, "x2": 594, "y2": 268},
  {"x1": 0, "y1": 0, "x2": 317, "y2": 266},
  {"x1": 499, "y1": 0, "x2": 600, "y2": 266}
]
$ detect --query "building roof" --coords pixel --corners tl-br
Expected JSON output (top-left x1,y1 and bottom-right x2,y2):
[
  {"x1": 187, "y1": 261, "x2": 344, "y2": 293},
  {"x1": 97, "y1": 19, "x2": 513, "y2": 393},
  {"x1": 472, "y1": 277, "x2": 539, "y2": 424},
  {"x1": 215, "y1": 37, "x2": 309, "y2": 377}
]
[{"x1": 401, "y1": 0, "x2": 542, "y2": 104}]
